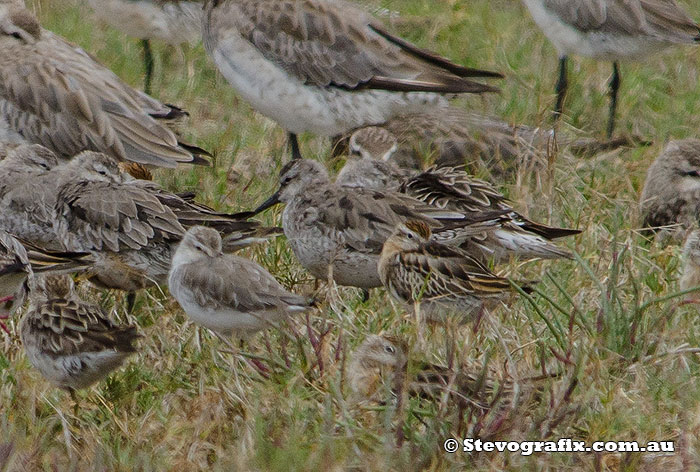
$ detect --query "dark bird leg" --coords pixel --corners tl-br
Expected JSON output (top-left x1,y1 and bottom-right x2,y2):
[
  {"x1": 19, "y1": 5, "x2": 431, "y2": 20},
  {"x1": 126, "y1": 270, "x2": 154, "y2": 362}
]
[
  {"x1": 553, "y1": 56, "x2": 568, "y2": 122},
  {"x1": 141, "y1": 39, "x2": 154, "y2": 95},
  {"x1": 360, "y1": 289, "x2": 370, "y2": 303},
  {"x1": 126, "y1": 292, "x2": 136, "y2": 313},
  {"x1": 607, "y1": 62, "x2": 621, "y2": 139},
  {"x1": 69, "y1": 388, "x2": 79, "y2": 416},
  {"x1": 288, "y1": 133, "x2": 302, "y2": 160}
]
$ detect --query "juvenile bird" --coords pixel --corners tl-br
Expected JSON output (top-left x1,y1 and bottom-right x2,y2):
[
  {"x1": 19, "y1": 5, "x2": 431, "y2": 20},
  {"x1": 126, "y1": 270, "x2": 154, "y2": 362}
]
[
  {"x1": 378, "y1": 220, "x2": 532, "y2": 323},
  {"x1": 640, "y1": 139, "x2": 700, "y2": 237},
  {"x1": 1, "y1": 151, "x2": 277, "y2": 294},
  {"x1": 254, "y1": 159, "x2": 490, "y2": 290},
  {"x1": 168, "y1": 226, "x2": 313, "y2": 337},
  {"x1": 21, "y1": 274, "x2": 141, "y2": 395},
  {"x1": 0, "y1": 231, "x2": 91, "y2": 334},
  {"x1": 338, "y1": 159, "x2": 580, "y2": 261},
  {"x1": 349, "y1": 335, "x2": 548, "y2": 414}
]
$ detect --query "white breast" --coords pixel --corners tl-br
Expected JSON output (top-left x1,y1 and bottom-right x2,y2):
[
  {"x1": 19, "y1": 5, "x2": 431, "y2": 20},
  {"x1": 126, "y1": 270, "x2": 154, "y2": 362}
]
[{"x1": 210, "y1": 36, "x2": 447, "y2": 136}]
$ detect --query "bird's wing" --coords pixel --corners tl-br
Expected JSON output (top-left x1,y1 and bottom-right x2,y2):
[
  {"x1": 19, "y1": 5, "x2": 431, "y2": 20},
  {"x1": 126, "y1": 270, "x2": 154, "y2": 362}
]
[
  {"x1": 308, "y1": 187, "x2": 446, "y2": 254},
  {"x1": 0, "y1": 30, "x2": 209, "y2": 167},
  {"x1": 543, "y1": 0, "x2": 698, "y2": 40},
  {"x1": 207, "y1": 0, "x2": 500, "y2": 93},
  {"x1": 57, "y1": 180, "x2": 185, "y2": 252},
  {"x1": 28, "y1": 299, "x2": 140, "y2": 356},
  {"x1": 398, "y1": 242, "x2": 515, "y2": 299},
  {"x1": 176, "y1": 256, "x2": 310, "y2": 313},
  {"x1": 0, "y1": 231, "x2": 29, "y2": 275}
]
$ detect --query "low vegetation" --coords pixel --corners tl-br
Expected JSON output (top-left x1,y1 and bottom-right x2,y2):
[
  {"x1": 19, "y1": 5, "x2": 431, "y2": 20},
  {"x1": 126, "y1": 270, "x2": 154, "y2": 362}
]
[{"x1": 2, "y1": 0, "x2": 700, "y2": 469}]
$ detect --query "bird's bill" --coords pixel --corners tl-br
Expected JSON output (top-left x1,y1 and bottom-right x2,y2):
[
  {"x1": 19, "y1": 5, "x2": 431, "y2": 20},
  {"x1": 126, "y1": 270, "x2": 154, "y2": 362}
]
[{"x1": 253, "y1": 191, "x2": 281, "y2": 215}]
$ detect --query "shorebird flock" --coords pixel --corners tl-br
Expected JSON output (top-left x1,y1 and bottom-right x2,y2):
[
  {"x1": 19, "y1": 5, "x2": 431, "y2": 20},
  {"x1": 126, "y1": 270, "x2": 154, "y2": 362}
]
[{"x1": 1, "y1": 0, "x2": 700, "y2": 434}]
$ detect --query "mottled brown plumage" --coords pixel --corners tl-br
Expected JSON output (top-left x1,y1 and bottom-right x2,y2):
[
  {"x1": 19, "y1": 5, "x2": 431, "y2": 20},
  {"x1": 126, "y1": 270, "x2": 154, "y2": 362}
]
[
  {"x1": 1, "y1": 151, "x2": 274, "y2": 292},
  {"x1": 254, "y1": 159, "x2": 494, "y2": 289},
  {"x1": 338, "y1": 159, "x2": 580, "y2": 260},
  {"x1": 346, "y1": 108, "x2": 554, "y2": 175},
  {"x1": 20, "y1": 274, "x2": 141, "y2": 390},
  {"x1": 0, "y1": 230, "x2": 91, "y2": 331},
  {"x1": 203, "y1": 0, "x2": 501, "y2": 140},
  {"x1": 379, "y1": 221, "x2": 533, "y2": 322},
  {"x1": 349, "y1": 335, "x2": 549, "y2": 413}
]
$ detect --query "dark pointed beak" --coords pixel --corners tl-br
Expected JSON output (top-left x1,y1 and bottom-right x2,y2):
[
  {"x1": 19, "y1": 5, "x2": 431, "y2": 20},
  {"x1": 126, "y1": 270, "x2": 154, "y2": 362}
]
[{"x1": 253, "y1": 190, "x2": 281, "y2": 215}]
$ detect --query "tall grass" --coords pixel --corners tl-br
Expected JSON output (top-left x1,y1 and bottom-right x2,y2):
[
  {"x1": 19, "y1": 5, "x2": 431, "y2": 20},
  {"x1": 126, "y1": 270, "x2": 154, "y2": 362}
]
[{"x1": 2, "y1": 0, "x2": 700, "y2": 469}]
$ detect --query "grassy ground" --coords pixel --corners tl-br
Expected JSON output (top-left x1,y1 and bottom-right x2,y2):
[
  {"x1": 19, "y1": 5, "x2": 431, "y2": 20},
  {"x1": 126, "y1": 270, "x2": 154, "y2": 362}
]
[{"x1": 2, "y1": 0, "x2": 700, "y2": 470}]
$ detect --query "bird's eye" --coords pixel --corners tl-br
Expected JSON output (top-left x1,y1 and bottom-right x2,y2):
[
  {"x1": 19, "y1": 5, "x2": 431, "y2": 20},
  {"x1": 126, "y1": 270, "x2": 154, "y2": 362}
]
[
  {"x1": 406, "y1": 233, "x2": 413, "y2": 239},
  {"x1": 281, "y1": 176, "x2": 292, "y2": 185},
  {"x1": 384, "y1": 345, "x2": 395, "y2": 354},
  {"x1": 10, "y1": 32, "x2": 22, "y2": 40}
]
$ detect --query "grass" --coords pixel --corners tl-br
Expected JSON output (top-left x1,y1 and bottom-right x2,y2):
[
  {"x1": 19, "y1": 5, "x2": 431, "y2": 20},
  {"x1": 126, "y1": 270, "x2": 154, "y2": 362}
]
[{"x1": 2, "y1": 0, "x2": 700, "y2": 470}]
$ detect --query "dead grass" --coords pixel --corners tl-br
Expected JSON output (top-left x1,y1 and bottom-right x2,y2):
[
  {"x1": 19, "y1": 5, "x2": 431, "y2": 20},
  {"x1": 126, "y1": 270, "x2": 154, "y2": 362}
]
[{"x1": 2, "y1": 0, "x2": 700, "y2": 470}]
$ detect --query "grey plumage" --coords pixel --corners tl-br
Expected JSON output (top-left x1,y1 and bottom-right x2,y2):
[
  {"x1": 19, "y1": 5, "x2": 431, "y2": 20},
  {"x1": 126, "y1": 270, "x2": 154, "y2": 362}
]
[
  {"x1": 168, "y1": 226, "x2": 312, "y2": 337},
  {"x1": 338, "y1": 159, "x2": 580, "y2": 260},
  {"x1": 0, "y1": 151, "x2": 274, "y2": 292},
  {"x1": 640, "y1": 139, "x2": 700, "y2": 235},
  {"x1": 256, "y1": 159, "x2": 479, "y2": 289},
  {"x1": 202, "y1": 0, "x2": 501, "y2": 138},
  {"x1": 0, "y1": 3, "x2": 210, "y2": 167}
]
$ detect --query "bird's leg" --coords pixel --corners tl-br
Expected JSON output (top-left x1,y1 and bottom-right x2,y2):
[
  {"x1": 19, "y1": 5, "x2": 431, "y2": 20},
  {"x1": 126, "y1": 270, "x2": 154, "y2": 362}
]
[
  {"x1": 607, "y1": 62, "x2": 621, "y2": 139},
  {"x1": 69, "y1": 388, "x2": 79, "y2": 417},
  {"x1": 288, "y1": 133, "x2": 302, "y2": 160},
  {"x1": 553, "y1": 56, "x2": 568, "y2": 122},
  {"x1": 141, "y1": 39, "x2": 154, "y2": 95},
  {"x1": 360, "y1": 289, "x2": 370, "y2": 303},
  {"x1": 125, "y1": 292, "x2": 136, "y2": 313}
]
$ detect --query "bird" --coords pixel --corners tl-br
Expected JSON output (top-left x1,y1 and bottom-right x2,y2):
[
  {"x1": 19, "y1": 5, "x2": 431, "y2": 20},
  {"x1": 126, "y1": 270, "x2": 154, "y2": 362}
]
[
  {"x1": 0, "y1": 151, "x2": 277, "y2": 294},
  {"x1": 0, "y1": 231, "x2": 91, "y2": 334},
  {"x1": 640, "y1": 139, "x2": 700, "y2": 236},
  {"x1": 521, "y1": 0, "x2": 699, "y2": 138},
  {"x1": 0, "y1": 1, "x2": 210, "y2": 167},
  {"x1": 20, "y1": 274, "x2": 141, "y2": 397},
  {"x1": 253, "y1": 158, "x2": 492, "y2": 290},
  {"x1": 202, "y1": 0, "x2": 502, "y2": 159},
  {"x1": 0, "y1": 144, "x2": 61, "y2": 199},
  {"x1": 168, "y1": 226, "x2": 313, "y2": 337},
  {"x1": 378, "y1": 220, "x2": 532, "y2": 323},
  {"x1": 337, "y1": 158, "x2": 581, "y2": 261},
  {"x1": 344, "y1": 107, "x2": 556, "y2": 175},
  {"x1": 347, "y1": 334, "x2": 407, "y2": 402},
  {"x1": 348, "y1": 335, "x2": 550, "y2": 414},
  {"x1": 87, "y1": 0, "x2": 203, "y2": 94}
]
